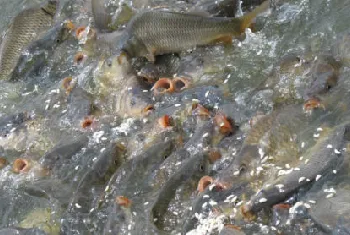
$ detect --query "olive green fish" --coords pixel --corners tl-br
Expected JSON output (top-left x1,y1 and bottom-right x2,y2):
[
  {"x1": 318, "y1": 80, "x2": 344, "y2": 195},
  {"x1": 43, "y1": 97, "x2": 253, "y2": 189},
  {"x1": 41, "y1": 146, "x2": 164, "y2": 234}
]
[
  {"x1": 0, "y1": 0, "x2": 57, "y2": 80},
  {"x1": 116, "y1": 1, "x2": 269, "y2": 61}
]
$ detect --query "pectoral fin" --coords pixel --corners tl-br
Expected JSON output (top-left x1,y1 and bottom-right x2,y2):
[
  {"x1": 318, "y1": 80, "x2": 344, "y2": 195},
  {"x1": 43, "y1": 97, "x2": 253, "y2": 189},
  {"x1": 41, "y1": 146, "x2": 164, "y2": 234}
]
[{"x1": 210, "y1": 34, "x2": 233, "y2": 45}]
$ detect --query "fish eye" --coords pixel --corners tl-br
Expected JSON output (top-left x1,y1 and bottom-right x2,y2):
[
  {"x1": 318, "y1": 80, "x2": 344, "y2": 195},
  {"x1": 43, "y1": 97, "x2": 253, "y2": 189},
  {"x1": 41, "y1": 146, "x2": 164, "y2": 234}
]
[
  {"x1": 239, "y1": 164, "x2": 247, "y2": 174},
  {"x1": 199, "y1": 164, "x2": 205, "y2": 171},
  {"x1": 56, "y1": 39, "x2": 61, "y2": 43},
  {"x1": 106, "y1": 59, "x2": 112, "y2": 67}
]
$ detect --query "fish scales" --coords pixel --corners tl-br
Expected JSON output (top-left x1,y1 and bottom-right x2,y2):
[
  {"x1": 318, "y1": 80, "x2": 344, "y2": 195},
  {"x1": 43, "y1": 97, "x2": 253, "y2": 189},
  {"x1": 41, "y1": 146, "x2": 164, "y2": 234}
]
[
  {"x1": 0, "y1": 2, "x2": 56, "y2": 80},
  {"x1": 116, "y1": 0, "x2": 269, "y2": 61},
  {"x1": 124, "y1": 11, "x2": 240, "y2": 59}
]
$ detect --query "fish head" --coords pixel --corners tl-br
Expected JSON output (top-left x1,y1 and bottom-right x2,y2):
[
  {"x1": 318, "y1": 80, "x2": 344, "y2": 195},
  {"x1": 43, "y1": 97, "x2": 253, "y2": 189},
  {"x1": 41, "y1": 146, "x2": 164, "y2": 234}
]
[
  {"x1": 41, "y1": 1, "x2": 58, "y2": 16},
  {"x1": 56, "y1": 22, "x2": 73, "y2": 43},
  {"x1": 305, "y1": 59, "x2": 340, "y2": 99},
  {"x1": 137, "y1": 63, "x2": 160, "y2": 83},
  {"x1": 96, "y1": 52, "x2": 133, "y2": 90},
  {"x1": 193, "y1": 154, "x2": 210, "y2": 179},
  {"x1": 215, "y1": 145, "x2": 259, "y2": 189},
  {"x1": 99, "y1": 52, "x2": 131, "y2": 78}
]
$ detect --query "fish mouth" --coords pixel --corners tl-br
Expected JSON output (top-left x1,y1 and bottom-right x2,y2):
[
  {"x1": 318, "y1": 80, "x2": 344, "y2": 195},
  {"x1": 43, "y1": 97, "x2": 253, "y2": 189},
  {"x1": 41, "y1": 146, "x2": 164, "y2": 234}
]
[
  {"x1": 153, "y1": 78, "x2": 175, "y2": 95},
  {"x1": 214, "y1": 113, "x2": 234, "y2": 135},
  {"x1": 303, "y1": 97, "x2": 325, "y2": 111},
  {"x1": 13, "y1": 158, "x2": 31, "y2": 174},
  {"x1": 197, "y1": 175, "x2": 214, "y2": 193},
  {"x1": 172, "y1": 77, "x2": 191, "y2": 92},
  {"x1": 158, "y1": 115, "x2": 172, "y2": 128}
]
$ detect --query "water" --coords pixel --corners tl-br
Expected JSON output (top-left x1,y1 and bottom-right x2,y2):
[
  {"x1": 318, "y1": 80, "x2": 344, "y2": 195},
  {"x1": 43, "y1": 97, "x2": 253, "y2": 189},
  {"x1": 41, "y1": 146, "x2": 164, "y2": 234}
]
[{"x1": 1, "y1": 0, "x2": 350, "y2": 234}]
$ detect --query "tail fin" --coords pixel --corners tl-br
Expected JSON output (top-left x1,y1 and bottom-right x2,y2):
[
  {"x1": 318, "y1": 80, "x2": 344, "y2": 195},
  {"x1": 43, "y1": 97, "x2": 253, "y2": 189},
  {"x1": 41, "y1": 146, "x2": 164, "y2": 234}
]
[
  {"x1": 239, "y1": 0, "x2": 270, "y2": 33},
  {"x1": 91, "y1": 0, "x2": 111, "y2": 32}
]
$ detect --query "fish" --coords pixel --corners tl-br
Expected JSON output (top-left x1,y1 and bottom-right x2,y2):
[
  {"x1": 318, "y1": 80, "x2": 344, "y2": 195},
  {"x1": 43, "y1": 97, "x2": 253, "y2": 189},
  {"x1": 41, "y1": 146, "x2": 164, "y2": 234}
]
[
  {"x1": 0, "y1": 112, "x2": 30, "y2": 138},
  {"x1": 182, "y1": 182, "x2": 249, "y2": 234},
  {"x1": 0, "y1": 0, "x2": 57, "y2": 80},
  {"x1": 304, "y1": 56, "x2": 341, "y2": 100},
  {"x1": 92, "y1": 0, "x2": 133, "y2": 32},
  {"x1": 92, "y1": 0, "x2": 269, "y2": 61},
  {"x1": 68, "y1": 141, "x2": 126, "y2": 213},
  {"x1": 66, "y1": 87, "x2": 95, "y2": 124},
  {"x1": 151, "y1": 151, "x2": 209, "y2": 230},
  {"x1": 9, "y1": 22, "x2": 72, "y2": 81},
  {"x1": 133, "y1": 53, "x2": 181, "y2": 81},
  {"x1": 40, "y1": 134, "x2": 89, "y2": 171},
  {"x1": 18, "y1": 208, "x2": 60, "y2": 235},
  {"x1": 243, "y1": 123, "x2": 349, "y2": 215},
  {"x1": 98, "y1": 138, "x2": 177, "y2": 209}
]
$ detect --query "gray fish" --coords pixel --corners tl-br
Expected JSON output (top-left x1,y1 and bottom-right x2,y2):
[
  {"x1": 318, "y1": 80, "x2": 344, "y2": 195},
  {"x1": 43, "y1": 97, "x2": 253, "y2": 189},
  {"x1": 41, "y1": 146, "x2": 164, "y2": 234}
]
[
  {"x1": 66, "y1": 87, "x2": 95, "y2": 124},
  {"x1": 151, "y1": 151, "x2": 209, "y2": 230},
  {"x1": 9, "y1": 22, "x2": 72, "y2": 81},
  {"x1": 244, "y1": 123, "x2": 349, "y2": 214},
  {"x1": 0, "y1": 0, "x2": 57, "y2": 80},
  {"x1": 68, "y1": 141, "x2": 126, "y2": 213},
  {"x1": 0, "y1": 112, "x2": 30, "y2": 137},
  {"x1": 98, "y1": 138, "x2": 176, "y2": 210},
  {"x1": 304, "y1": 56, "x2": 341, "y2": 100},
  {"x1": 40, "y1": 134, "x2": 89, "y2": 171}
]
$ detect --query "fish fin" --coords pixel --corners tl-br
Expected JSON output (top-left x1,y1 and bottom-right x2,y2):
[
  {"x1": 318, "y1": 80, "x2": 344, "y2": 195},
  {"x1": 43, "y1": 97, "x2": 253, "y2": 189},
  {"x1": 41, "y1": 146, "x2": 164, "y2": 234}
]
[
  {"x1": 210, "y1": 34, "x2": 233, "y2": 45},
  {"x1": 239, "y1": 0, "x2": 269, "y2": 33},
  {"x1": 109, "y1": 4, "x2": 134, "y2": 30},
  {"x1": 145, "y1": 48, "x2": 156, "y2": 62},
  {"x1": 91, "y1": 0, "x2": 112, "y2": 32}
]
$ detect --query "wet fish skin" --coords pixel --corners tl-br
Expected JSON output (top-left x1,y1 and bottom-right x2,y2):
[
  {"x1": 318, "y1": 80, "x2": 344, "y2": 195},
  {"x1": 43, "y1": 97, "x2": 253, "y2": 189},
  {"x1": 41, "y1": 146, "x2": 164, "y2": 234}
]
[
  {"x1": 68, "y1": 141, "x2": 126, "y2": 213},
  {"x1": 0, "y1": 0, "x2": 57, "y2": 80},
  {"x1": 114, "y1": 1, "x2": 269, "y2": 61},
  {"x1": 182, "y1": 182, "x2": 248, "y2": 234},
  {"x1": 245, "y1": 123, "x2": 349, "y2": 214},
  {"x1": 99, "y1": 139, "x2": 177, "y2": 234},
  {"x1": 66, "y1": 87, "x2": 95, "y2": 123},
  {"x1": 40, "y1": 135, "x2": 89, "y2": 170},
  {"x1": 0, "y1": 112, "x2": 30, "y2": 137},
  {"x1": 215, "y1": 114, "x2": 274, "y2": 187},
  {"x1": 134, "y1": 53, "x2": 181, "y2": 81},
  {"x1": 151, "y1": 151, "x2": 209, "y2": 230},
  {"x1": 99, "y1": 138, "x2": 176, "y2": 209},
  {"x1": 304, "y1": 56, "x2": 341, "y2": 100},
  {"x1": 9, "y1": 22, "x2": 72, "y2": 81}
]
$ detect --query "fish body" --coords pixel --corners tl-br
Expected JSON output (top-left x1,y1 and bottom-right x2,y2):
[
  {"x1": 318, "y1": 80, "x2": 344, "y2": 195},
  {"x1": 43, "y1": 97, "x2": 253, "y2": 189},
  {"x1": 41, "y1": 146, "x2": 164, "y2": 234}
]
[
  {"x1": 117, "y1": 2, "x2": 268, "y2": 61},
  {"x1": 0, "y1": 1, "x2": 57, "y2": 80},
  {"x1": 245, "y1": 123, "x2": 349, "y2": 214},
  {"x1": 9, "y1": 22, "x2": 72, "y2": 81},
  {"x1": 68, "y1": 141, "x2": 126, "y2": 213},
  {"x1": 40, "y1": 134, "x2": 89, "y2": 171},
  {"x1": 151, "y1": 151, "x2": 209, "y2": 230}
]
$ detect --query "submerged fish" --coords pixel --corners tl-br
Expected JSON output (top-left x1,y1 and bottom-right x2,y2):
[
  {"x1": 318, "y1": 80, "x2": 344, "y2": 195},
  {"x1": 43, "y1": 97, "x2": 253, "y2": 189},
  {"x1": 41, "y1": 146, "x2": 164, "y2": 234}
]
[
  {"x1": 0, "y1": 0, "x2": 57, "y2": 80},
  {"x1": 244, "y1": 123, "x2": 349, "y2": 214},
  {"x1": 93, "y1": 0, "x2": 269, "y2": 61}
]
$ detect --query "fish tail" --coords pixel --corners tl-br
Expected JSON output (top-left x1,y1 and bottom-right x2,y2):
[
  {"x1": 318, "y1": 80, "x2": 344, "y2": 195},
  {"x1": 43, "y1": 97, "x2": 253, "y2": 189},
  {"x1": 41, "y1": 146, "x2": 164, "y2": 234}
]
[
  {"x1": 91, "y1": 0, "x2": 111, "y2": 32},
  {"x1": 239, "y1": 0, "x2": 269, "y2": 33}
]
